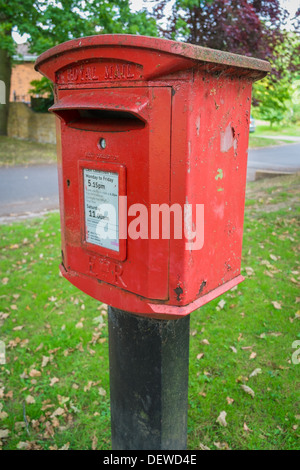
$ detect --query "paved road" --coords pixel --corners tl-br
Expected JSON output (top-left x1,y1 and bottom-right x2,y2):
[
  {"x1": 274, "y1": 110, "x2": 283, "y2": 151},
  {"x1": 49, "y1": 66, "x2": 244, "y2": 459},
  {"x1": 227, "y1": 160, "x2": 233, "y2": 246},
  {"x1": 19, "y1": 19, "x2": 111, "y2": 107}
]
[
  {"x1": 247, "y1": 142, "x2": 300, "y2": 181},
  {"x1": 0, "y1": 143, "x2": 299, "y2": 219},
  {"x1": 0, "y1": 164, "x2": 59, "y2": 220}
]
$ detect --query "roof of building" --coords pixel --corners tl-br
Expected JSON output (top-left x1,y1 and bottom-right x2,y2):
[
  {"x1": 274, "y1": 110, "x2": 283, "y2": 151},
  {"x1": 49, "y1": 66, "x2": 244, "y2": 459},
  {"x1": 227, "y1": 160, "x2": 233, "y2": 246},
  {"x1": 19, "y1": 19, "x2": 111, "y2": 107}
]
[{"x1": 13, "y1": 43, "x2": 38, "y2": 62}]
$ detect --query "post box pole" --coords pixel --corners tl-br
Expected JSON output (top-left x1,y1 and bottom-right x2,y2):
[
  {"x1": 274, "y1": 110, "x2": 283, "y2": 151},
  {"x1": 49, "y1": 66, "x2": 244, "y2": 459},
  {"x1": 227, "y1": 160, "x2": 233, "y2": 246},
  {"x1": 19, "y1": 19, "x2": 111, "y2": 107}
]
[{"x1": 108, "y1": 307, "x2": 190, "y2": 450}]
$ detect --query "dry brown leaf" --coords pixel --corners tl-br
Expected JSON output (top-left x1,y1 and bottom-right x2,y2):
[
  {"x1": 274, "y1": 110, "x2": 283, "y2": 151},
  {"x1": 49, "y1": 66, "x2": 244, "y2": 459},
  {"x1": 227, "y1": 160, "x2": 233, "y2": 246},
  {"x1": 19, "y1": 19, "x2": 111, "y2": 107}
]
[
  {"x1": 226, "y1": 397, "x2": 234, "y2": 405},
  {"x1": 50, "y1": 377, "x2": 59, "y2": 387},
  {"x1": 197, "y1": 353, "x2": 204, "y2": 360},
  {"x1": 249, "y1": 352, "x2": 257, "y2": 360},
  {"x1": 17, "y1": 441, "x2": 30, "y2": 450},
  {"x1": 59, "y1": 443, "x2": 70, "y2": 450},
  {"x1": 42, "y1": 356, "x2": 50, "y2": 368},
  {"x1": 50, "y1": 407, "x2": 65, "y2": 418},
  {"x1": 25, "y1": 395, "x2": 35, "y2": 404},
  {"x1": 29, "y1": 369, "x2": 41, "y2": 378},
  {"x1": 241, "y1": 384, "x2": 255, "y2": 398},
  {"x1": 217, "y1": 299, "x2": 226, "y2": 309},
  {"x1": 245, "y1": 267, "x2": 254, "y2": 276},
  {"x1": 249, "y1": 368, "x2": 262, "y2": 378},
  {"x1": 98, "y1": 387, "x2": 107, "y2": 397},
  {"x1": 271, "y1": 301, "x2": 282, "y2": 310},
  {"x1": 199, "y1": 443, "x2": 210, "y2": 450},
  {"x1": 92, "y1": 434, "x2": 98, "y2": 451},
  {"x1": 13, "y1": 325, "x2": 24, "y2": 331},
  {"x1": 0, "y1": 429, "x2": 9, "y2": 439},
  {"x1": 214, "y1": 441, "x2": 230, "y2": 450},
  {"x1": 216, "y1": 411, "x2": 227, "y2": 427},
  {"x1": 243, "y1": 422, "x2": 253, "y2": 433}
]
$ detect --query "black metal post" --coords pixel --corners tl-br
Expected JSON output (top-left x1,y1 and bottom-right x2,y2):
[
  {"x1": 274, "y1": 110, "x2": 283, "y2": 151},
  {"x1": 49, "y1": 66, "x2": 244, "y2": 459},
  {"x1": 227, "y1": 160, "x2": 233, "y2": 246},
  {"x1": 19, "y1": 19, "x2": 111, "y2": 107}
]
[{"x1": 108, "y1": 307, "x2": 190, "y2": 450}]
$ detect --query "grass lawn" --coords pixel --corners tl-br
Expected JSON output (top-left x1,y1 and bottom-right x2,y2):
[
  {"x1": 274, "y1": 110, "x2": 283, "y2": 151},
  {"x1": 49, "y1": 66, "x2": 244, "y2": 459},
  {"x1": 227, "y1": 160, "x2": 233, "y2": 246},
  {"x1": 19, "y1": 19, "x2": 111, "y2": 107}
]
[
  {"x1": 248, "y1": 135, "x2": 294, "y2": 148},
  {"x1": 248, "y1": 120, "x2": 299, "y2": 148},
  {"x1": 0, "y1": 137, "x2": 57, "y2": 167},
  {"x1": 0, "y1": 121, "x2": 299, "y2": 169},
  {"x1": 0, "y1": 175, "x2": 299, "y2": 450},
  {"x1": 254, "y1": 121, "x2": 300, "y2": 138}
]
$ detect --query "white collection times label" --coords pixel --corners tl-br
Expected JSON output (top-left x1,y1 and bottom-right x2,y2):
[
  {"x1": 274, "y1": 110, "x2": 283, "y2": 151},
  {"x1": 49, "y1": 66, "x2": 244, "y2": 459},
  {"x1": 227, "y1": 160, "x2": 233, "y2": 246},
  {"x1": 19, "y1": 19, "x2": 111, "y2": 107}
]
[{"x1": 83, "y1": 168, "x2": 119, "y2": 252}]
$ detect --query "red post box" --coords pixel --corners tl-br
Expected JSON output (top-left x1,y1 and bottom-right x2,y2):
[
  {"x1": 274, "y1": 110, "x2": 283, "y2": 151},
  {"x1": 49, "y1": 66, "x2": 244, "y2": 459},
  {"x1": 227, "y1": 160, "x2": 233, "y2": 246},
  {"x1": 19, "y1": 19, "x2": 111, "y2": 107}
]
[{"x1": 35, "y1": 35, "x2": 270, "y2": 319}]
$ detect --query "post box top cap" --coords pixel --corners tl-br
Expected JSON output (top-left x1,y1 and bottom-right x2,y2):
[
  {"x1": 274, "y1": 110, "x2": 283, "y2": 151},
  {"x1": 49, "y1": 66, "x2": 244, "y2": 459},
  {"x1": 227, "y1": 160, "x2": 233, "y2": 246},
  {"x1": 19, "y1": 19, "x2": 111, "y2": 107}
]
[{"x1": 35, "y1": 34, "x2": 271, "y2": 78}]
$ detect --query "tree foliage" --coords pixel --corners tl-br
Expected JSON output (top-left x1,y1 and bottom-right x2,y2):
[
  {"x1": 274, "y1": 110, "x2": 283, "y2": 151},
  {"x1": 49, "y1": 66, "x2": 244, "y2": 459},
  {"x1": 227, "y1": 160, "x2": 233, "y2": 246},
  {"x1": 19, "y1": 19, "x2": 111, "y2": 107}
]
[
  {"x1": 153, "y1": 0, "x2": 292, "y2": 60},
  {"x1": 0, "y1": 0, "x2": 158, "y2": 134},
  {"x1": 252, "y1": 32, "x2": 300, "y2": 125},
  {"x1": 0, "y1": 0, "x2": 158, "y2": 56},
  {"x1": 152, "y1": 0, "x2": 300, "y2": 126}
]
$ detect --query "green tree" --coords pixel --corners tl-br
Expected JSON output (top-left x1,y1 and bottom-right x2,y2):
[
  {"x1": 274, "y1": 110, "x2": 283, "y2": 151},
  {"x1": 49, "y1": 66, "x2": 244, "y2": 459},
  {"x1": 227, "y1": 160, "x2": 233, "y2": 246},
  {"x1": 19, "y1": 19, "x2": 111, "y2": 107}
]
[
  {"x1": 252, "y1": 33, "x2": 300, "y2": 126},
  {"x1": 0, "y1": 0, "x2": 157, "y2": 135}
]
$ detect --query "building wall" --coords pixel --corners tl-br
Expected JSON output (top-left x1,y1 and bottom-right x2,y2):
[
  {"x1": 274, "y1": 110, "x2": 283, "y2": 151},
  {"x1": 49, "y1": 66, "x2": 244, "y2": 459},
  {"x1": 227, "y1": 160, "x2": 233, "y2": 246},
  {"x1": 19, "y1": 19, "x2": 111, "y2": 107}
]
[
  {"x1": 10, "y1": 62, "x2": 41, "y2": 103},
  {"x1": 8, "y1": 102, "x2": 56, "y2": 144}
]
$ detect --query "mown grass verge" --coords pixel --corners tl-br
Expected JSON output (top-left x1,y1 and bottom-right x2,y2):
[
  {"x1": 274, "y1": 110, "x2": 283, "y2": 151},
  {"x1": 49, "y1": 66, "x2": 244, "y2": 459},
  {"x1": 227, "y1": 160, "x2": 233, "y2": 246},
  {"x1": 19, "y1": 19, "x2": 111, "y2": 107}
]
[{"x1": 0, "y1": 174, "x2": 299, "y2": 450}]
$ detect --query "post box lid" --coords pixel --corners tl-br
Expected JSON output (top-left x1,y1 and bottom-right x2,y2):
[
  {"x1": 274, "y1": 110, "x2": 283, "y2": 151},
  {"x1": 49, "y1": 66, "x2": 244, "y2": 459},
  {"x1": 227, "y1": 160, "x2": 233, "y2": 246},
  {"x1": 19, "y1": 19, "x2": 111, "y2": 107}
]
[{"x1": 35, "y1": 34, "x2": 271, "y2": 82}]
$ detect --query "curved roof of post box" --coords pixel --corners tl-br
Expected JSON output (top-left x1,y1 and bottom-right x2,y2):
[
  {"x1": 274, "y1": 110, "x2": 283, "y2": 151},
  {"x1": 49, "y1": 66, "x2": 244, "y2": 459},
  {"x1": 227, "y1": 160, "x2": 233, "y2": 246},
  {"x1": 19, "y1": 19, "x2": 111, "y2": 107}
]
[{"x1": 35, "y1": 34, "x2": 271, "y2": 81}]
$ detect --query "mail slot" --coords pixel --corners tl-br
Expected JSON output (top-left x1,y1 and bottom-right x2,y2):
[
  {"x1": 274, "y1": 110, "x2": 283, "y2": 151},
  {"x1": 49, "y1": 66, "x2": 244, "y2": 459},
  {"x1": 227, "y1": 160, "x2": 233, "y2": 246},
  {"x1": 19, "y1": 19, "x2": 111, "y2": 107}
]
[{"x1": 35, "y1": 35, "x2": 270, "y2": 319}]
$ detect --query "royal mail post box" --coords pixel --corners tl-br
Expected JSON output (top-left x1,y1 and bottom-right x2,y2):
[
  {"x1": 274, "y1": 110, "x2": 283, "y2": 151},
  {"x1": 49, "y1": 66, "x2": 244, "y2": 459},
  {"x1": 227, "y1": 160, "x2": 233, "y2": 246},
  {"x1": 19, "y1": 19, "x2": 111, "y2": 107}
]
[{"x1": 35, "y1": 35, "x2": 270, "y2": 319}]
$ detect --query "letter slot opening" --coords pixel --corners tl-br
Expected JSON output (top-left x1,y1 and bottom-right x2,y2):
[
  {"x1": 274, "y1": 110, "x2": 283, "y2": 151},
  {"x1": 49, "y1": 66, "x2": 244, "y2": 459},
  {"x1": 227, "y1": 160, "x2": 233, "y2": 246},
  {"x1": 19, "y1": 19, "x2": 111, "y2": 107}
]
[
  {"x1": 73, "y1": 109, "x2": 145, "y2": 132},
  {"x1": 49, "y1": 91, "x2": 149, "y2": 132}
]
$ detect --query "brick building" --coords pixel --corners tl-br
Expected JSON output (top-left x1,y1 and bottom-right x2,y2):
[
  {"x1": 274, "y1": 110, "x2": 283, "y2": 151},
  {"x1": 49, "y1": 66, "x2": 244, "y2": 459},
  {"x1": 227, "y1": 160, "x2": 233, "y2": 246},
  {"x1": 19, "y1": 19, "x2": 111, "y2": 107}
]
[{"x1": 10, "y1": 43, "x2": 39, "y2": 104}]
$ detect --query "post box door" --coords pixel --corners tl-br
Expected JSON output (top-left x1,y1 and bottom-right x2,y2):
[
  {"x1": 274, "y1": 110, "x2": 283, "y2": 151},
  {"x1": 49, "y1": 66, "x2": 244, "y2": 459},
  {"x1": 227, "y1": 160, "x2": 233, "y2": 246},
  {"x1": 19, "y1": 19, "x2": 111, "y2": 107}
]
[{"x1": 53, "y1": 86, "x2": 172, "y2": 301}]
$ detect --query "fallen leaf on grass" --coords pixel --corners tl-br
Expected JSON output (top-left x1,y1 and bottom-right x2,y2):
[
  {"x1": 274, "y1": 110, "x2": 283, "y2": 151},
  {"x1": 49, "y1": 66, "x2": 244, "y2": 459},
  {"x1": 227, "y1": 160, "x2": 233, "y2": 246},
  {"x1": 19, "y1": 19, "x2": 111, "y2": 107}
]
[
  {"x1": 214, "y1": 441, "x2": 230, "y2": 450},
  {"x1": 243, "y1": 422, "x2": 253, "y2": 433},
  {"x1": 25, "y1": 395, "x2": 35, "y2": 404},
  {"x1": 50, "y1": 377, "x2": 59, "y2": 387},
  {"x1": 197, "y1": 353, "x2": 204, "y2": 360},
  {"x1": 230, "y1": 346, "x2": 237, "y2": 354},
  {"x1": 249, "y1": 368, "x2": 262, "y2": 378},
  {"x1": 271, "y1": 301, "x2": 282, "y2": 310},
  {"x1": 201, "y1": 339, "x2": 210, "y2": 345},
  {"x1": 17, "y1": 441, "x2": 30, "y2": 450},
  {"x1": 290, "y1": 277, "x2": 300, "y2": 286},
  {"x1": 249, "y1": 352, "x2": 257, "y2": 360},
  {"x1": 216, "y1": 411, "x2": 227, "y2": 427},
  {"x1": 199, "y1": 443, "x2": 210, "y2": 450},
  {"x1": 217, "y1": 299, "x2": 226, "y2": 309},
  {"x1": 42, "y1": 356, "x2": 50, "y2": 368},
  {"x1": 0, "y1": 429, "x2": 10, "y2": 439},
  {"x1": 98, "y1": 387, "x2": 107, "y2": 397},
  {"x1": 59, "y1": 443, "x2": 70, "y2": 450},
  {"x1": 12, "y1": 325, "x2": 24, "y2": 331},
  {"x1": 50, "y1": 407, "x2": 65, "y2": 419},
  {"x1": 29, "y1": 369, "x2": 41, "y2": 378},
  {"x1": 226, "y1": 397, "x2": 234, "y2": 405},
  {"x1": 92, "y1": 434, "x2": 98, "y2": 451},
  {"x1": 57, "y1": 396, "x2": 70, "y2": 406},
  {"x1": 241, "y1": 384, "x2": 255, "y2": 398},
  {"x1": 0, "y1": 411, "x2": 8, "y2": 420},
  {"x1": 245, "y1": 267, "x2": 255, "y2": 276}
]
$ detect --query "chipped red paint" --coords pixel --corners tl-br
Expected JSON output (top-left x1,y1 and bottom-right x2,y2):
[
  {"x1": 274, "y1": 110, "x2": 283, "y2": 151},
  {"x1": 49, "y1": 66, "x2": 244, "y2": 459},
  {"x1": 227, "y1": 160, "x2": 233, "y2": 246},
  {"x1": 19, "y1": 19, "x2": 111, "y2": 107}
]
[{"x1": 35, "y1": 34, "x2": 269, "y2": 319}]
